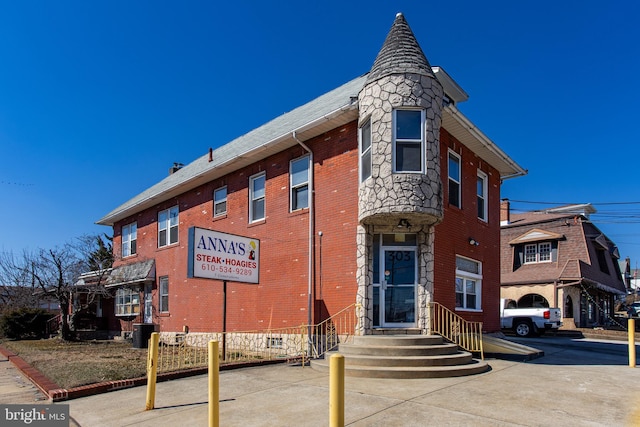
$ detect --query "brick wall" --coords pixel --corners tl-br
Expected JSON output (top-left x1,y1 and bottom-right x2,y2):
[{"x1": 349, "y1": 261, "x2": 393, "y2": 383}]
[
  {"x1": 434, "y1": 128, "x2": 502, "y2": 331},
  {"x1": 112, "y1": 122, "x2": 360, "y2": 333},
  {"x1": 110, "y1": 122, "x2": 503, "y2": 333}
]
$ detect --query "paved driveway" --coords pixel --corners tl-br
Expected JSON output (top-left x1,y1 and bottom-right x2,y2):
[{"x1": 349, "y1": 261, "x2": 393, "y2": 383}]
[{"x1": 57, "y1": 335, "x2": 639, "y2": 426}]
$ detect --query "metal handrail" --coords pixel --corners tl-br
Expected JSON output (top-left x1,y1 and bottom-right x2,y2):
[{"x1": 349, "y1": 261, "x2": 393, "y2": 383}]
[
  {"x1": 155, "y1": 303, "x2": 361, "y2": 373},
  {"x1": 428, "y1": 302, "x2": 484, "y2": 360},
  {"x1": 308, "y1": 303, "x2": 360, "y2": 359}
]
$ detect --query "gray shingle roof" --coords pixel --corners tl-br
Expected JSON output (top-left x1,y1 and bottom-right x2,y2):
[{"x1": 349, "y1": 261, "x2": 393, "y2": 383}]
[
  {"x1": 366, "y1": 13, "x2": 434, "y2": 83},
  {"x1": 97, "y1": 74, "x2": 367, "y2": 226}
]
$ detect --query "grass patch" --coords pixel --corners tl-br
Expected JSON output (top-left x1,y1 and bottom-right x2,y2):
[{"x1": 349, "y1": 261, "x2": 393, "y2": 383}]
[{"x1": 2, "y1": 338, "x2": 147, "y2": 389}]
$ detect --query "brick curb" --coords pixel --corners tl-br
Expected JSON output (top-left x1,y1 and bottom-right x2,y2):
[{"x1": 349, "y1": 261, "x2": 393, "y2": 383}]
[
  {"x1": 0, "y1": 344, "x2": 284, "y2": 402},
  {"x1": 0, "y1": 345, "x2": 60, "y2": 398}
]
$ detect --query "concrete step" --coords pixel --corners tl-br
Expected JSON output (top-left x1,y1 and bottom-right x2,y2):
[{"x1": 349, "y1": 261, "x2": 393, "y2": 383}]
[
  {"x1": 352, "y1": 335, "x2": 444, "y2": 346},
  {"x1": 337, "y1": 342, "x2": 460, "y2": 357},
  {"x1": 311, "y1": 357, "x2": 489, "y2": 379},
  {"x1": 322, "y1": 350, "x2": 474, "y2": 367},
  {"x1": 310, "y1": 334, "x2": 490, "y2": 379}
]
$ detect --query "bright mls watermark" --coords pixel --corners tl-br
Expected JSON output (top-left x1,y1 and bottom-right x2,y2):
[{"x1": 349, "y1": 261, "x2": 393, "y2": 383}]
[{"x1": 1, "y1": 405, "x2": 69, "y2": 426}]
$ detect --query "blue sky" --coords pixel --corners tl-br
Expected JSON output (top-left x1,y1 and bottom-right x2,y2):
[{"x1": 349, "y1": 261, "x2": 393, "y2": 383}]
[{"x1": 1, "y1": 1, "x2": 639, "y2": 268}]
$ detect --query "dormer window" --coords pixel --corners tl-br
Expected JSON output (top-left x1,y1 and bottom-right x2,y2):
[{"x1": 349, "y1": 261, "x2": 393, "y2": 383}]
[
  {"x1": 393, "y1": 109, "x2": 425, "y2": 173},
  {"x1": 524, "y1": 242, "x2": 552, "y2": 264},
  {"x1": 509, "y1": 229, "x2": 563, "y2": 270}
]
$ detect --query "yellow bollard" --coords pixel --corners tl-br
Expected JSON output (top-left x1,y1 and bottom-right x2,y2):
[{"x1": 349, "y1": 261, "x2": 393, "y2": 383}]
[
  {"x1": 209, "y1": 340, "x2": 220, "y2": 427},
  {"x1": 145, "y1": 332, "x2": 159, "y2": 410},
  {"x1": 329, "y1": 354, "x2": 345, "y2": 427},
  {"x1": 629, "y1": 319, "x2": 636, "y2": 368}
]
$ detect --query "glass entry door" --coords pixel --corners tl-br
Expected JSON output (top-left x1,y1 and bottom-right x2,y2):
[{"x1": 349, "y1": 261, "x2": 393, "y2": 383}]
[{"x1": 381, "y1": 248, "x2": 416, "y2": 326}]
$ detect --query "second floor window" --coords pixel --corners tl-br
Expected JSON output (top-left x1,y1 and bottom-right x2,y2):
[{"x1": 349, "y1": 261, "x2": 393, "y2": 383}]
[
  {"x1": 359, "y1": 119, "x2": 372, "y2": 182},
  {"x1": 290, "y1": 156, "x2": 309, "y2": 211},
  {"x1": 448, "y1": 151, "x2": 461, "y2": 208},
  {"x1": 122, "y1": 222, "x2": 137, "y2": 257},
  {"x1": 477, "y1": 171, "x2": 487, "y2": 221},
  {"x1": 214, "y1": 186, "x2": 227, "y2": 217},
  {"x1": 524, "y1": 242, "x2": 552, "y2": 264},
  {"x1": 158, "y1": 206, "x2": 179, "y2": 247},
  {"x1": 249, "y1": 173, "x2": 266, "y2": 222},
  {"x1": 393, "y1": 109, "x2": 424, "y2": 173}
]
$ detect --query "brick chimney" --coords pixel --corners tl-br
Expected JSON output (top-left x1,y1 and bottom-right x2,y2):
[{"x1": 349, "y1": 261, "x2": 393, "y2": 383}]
[{"x1": 500, "y1": 199, "x2": 510, "y2": 225}]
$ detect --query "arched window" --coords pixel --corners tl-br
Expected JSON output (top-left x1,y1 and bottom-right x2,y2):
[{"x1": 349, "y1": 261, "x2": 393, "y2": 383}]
[{"x1": 518, "y1": 294, "x2": 549, "y2": 308}]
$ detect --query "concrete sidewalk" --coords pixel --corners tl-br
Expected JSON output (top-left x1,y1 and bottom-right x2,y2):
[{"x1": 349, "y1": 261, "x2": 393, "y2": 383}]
[
  {"x1": 0, "y1": 354, "x2": 47, "y2": 404},
  {"x1": 58, "y1": 337, "x2": 638, "y2": 426}
]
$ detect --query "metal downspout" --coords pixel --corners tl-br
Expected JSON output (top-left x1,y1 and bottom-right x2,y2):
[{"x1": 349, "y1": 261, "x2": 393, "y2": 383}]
[{"x1": 292, "y1": 131, "x2": 314, "y2": 344}]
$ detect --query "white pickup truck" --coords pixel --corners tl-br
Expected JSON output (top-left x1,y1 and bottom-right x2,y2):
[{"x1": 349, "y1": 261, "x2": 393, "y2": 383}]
[{"x1": 500, "y1": 299, "x2": 562, "y2": 337}]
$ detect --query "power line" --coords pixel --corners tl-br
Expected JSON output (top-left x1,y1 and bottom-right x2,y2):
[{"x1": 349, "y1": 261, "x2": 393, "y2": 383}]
[{"x1": 507, "y1": 199, "x2": 640, "y2": 206}]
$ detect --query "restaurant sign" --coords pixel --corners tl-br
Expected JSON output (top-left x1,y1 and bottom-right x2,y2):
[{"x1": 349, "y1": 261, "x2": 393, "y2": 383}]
[{"x1": 188, "y1": 227, "x2": 259, "y2": 284}]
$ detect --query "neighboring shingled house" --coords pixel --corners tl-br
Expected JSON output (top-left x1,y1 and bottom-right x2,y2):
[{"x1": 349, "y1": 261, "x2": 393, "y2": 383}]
[
  {"x1": 93, "y1": 13, "x2": 526, "y2": 340},
  {"x1": 500, "y1": 200, "x2": 626, "y2": 328}
]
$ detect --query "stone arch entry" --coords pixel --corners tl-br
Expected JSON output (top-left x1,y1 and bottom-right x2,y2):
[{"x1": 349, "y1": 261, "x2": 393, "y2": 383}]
[
  {"x1": 517, "y1": 293, "x2": 550, "y2": 308},
  {"x1": 564, "y1": 295, "x2": 574, "y2": 318}
]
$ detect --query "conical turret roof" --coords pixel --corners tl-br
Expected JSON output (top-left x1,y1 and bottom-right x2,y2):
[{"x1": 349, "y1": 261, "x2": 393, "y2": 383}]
[{"x1": 366, "y1": 13, "x2": 435, "y2": 83}]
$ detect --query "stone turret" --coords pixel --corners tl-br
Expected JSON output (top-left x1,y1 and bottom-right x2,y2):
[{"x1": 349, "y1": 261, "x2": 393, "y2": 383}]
[{"x1": 358, "y1": 13, "x2": 444, "y2": 227}]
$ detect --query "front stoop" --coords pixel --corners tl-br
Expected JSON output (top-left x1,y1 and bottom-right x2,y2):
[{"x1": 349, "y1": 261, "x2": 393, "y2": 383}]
[{"x1": 310, "y1": 335, "x2": 489, "y2": 379}]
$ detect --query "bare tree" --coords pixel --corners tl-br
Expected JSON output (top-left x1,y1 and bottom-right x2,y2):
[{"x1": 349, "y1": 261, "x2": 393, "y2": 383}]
[
  {"x1": 29, "y1": 245, "x2": 84, "y2": 340},
  {"x1": 0, "y1": 250, "x2": 40, "y2": 312},
  {"x1": 0, "y1": 235, "x2": 114, "y2": 340}
]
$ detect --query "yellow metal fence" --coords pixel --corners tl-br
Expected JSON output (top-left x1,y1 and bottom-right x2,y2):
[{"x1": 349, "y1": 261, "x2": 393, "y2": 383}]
[
  {"x1": 155, "y1": 303, "x2": 359, "y2": 373},
  {"x1": 153, "y1": 302, "x2": 483, "y2": 373},
  {"x1": 428, "y1": 301, "x2": 484, "y2": 359}
]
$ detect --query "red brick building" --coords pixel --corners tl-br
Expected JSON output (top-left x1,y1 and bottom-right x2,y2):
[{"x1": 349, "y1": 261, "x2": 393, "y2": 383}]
[{"x1": 96, "y1": 13, "x2": 525, "y2": 339}]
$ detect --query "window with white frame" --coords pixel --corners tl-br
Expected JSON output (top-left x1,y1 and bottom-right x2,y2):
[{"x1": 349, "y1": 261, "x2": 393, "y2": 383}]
[
  {"x1": 448, "y1": 151, "x2": 461, "y2": 208},
  {"x1": 359, "y1": 119, "x2": 372, "y2": 182},
  {"x1": 159, "y1": 276, "x2": 169, "y2": 312},
  {"x1": 158, "y1": 206, "x2": 179, "y2": 247},
  {"x1": 214, "y1": 186, "x2": 227, "y2": 217},
  {"x1": 393, "y1": 109, "x2": 424, "y2": 173},
  {"x1": 249, "y1": 173, "x2": 266, "y2": 222},
  {"x1": 290, "y1": 156, "x2": 309, "y2": 211},
  {"x1": 524, "y1": 242, "x2": 552, "y2": 264},
  {"x1": 122, "y1": 222, "x2": 137, "y2": 257},
  {"x1": 477, "y1": 171, "x2": 487, "y2": 221},
  {"x1": 455, "y1": 256, "x2": 482, "y2": 310},
  {"x1": 115, "y1": 287, "x2": 140, "y2": 316}
]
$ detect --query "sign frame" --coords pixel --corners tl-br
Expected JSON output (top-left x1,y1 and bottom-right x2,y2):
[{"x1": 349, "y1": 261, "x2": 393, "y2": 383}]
[{"x1": 187, "y1": 227, "x2": 260, "y2": 284}]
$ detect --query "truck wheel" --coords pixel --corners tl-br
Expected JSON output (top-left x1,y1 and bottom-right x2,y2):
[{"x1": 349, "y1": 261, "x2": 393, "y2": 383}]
[{"x1": 514, "y1": 320, "x2": 532, "y2": 337}]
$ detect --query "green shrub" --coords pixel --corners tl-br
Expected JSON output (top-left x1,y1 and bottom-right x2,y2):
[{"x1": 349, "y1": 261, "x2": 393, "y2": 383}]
[{"x1": 0, "y1": 308, "x2": 53, "y2": 339}]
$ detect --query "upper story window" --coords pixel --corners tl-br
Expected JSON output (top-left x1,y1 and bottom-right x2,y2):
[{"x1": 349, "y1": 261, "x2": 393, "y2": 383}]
[
  {"x1": 393, "y1": 109, "x2": 424, "y2": 173},
  {"x1": 290, "y1": 156, "x2": 309, "y2": 211},
  {"x1": 448, "y1": 151, "x2": 461, "y2": 208},
  {"x1": 122, "y1": 222, "x2": 137, "y2": 257},
  {"x1": 477, "y1": 171, "x2": 487, "y2": 221},
  {"x1": 249, "y1": 172, "x2": 266, "y2": 222},
  {"x1": 455, "y1": 256, "x2": 482, "y2": 311},
  {"x1": 359, "y1": 119, "x2": 372, "y2": 182},
  {"x1": 158, "y1": 206, "x2": 179, "y2": 247},
  {"x1": 524, "y1": 242, "x2": 552, "y2": 264},
  {"x1": 214, "y1": 186, "x2": 227, "y2": 217},
  {"x1": 595, "y1": 248, "x2": 610, "y2": 274}
]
